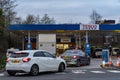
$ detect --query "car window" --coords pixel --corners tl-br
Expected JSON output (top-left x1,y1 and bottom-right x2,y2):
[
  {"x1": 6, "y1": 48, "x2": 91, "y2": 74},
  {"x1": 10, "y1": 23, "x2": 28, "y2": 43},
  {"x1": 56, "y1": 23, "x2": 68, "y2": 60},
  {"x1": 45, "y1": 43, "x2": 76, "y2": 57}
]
[
  {"x1": 10, "y1": 52, "x2": 29, "y2": 58},
  {"x1": 79, "y1": 51, "x2": 85, "y2": 56},
  {"x1": 95, "y1": 49, "x2": 102, "y2": 51},
  {"x1": 43, "y1": 51, "x2": 55, "y2": 58},
  {"x1": 63, "y1": 50, "x2": 79, "y2": 54},
  {"x1": 33, "y1": 51, "x2": 45, "y2": 57},
  {"x1": 114, "y1": 49, "x2": 119, "y2": 52},
  {"x1": 8, "y1": 51, "x2": 14, "y2": 53}
]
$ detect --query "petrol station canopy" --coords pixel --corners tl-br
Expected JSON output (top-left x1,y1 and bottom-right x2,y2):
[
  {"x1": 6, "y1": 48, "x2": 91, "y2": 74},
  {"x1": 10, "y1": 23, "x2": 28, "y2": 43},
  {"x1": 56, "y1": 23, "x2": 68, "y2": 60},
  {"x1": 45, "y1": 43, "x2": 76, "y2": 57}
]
[
  {"x1": 7, "y1": 24, "x2": 120, "y2": 50},
  {"x1": 8, "y1": 24, "x2": 120, "y2": 31}
]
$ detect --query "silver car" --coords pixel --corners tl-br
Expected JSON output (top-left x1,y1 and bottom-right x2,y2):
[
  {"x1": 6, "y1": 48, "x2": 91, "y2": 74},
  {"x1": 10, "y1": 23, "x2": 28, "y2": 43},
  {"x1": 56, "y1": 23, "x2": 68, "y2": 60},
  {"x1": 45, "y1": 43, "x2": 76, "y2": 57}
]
[{"x1": 61, "y1": 49, "x2": 90, "y2": 67}]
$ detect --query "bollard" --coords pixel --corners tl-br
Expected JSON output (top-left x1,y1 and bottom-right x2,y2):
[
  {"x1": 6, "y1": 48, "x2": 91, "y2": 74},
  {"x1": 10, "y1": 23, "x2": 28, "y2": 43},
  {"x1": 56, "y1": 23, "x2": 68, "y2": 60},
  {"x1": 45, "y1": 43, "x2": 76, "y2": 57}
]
[
  {"x1": 102, "y1": 61, "x2": 106, "y2": 68},
  {"x1": 108, "y1": 57, "x2": 113, "y2": 67},
  {"x1": 116, "y1": 60, "x2": 120, "y2": 67}
]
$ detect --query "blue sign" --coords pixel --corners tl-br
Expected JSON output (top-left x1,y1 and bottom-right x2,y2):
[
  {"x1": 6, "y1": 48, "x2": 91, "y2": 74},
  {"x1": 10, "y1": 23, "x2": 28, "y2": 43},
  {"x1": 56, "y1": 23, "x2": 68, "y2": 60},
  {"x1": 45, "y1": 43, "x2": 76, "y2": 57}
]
[
  {"x1": 102, "y1": 49, "x2": 109, "y2": 63},
  {"x1": 25, "y1": 43, "x2": 32, "y2": 50},
  {"x1": 85, "y1": 43, "x2": 91, "y2": 55}
]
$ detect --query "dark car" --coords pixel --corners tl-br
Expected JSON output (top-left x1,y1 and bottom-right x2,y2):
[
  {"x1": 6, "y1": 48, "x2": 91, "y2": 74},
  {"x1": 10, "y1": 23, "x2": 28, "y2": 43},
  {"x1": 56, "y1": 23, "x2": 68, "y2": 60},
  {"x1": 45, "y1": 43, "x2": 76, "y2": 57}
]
[
  {"x1": 92, "y1": 48, "x2": 102, "y2": 58},
  {"x1": 61, "y1": 49, "x2": 90, "y2": 67}
]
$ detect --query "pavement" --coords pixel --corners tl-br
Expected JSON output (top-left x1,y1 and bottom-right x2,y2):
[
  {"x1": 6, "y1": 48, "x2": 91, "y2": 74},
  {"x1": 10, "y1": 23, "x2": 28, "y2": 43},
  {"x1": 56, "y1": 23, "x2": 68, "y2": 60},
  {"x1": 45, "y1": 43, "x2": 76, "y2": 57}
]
[{"x1": 0, "y1": 68, "x2": 5, "y2": 73}]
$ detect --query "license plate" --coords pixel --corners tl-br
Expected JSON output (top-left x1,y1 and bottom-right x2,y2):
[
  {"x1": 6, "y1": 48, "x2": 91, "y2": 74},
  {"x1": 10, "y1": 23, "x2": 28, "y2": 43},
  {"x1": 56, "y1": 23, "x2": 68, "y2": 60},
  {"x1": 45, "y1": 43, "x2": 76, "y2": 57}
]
[
  {"x1": 64, "y1": 56, "x2": 70, "y2": 60},
  {"x1": 96, "y1": 52, "x2": 102, "y2": 56},
  {"x1": 67, "y1": 61, "x2": 76, "y2": 64},
  {"x1": 11, "y1": 60, "x2": 20, "y2": 63}
]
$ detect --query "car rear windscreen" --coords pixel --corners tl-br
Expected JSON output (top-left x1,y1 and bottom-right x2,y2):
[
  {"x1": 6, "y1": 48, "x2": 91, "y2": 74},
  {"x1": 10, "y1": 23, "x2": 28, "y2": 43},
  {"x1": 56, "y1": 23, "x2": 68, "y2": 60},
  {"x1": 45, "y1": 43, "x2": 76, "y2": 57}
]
[
  {"x1": 10, "y1": 52, "x2": 29, "y2": 58},
  {"x1": 114, "y1": 49, "x2": 119, "y2": 52},
  {"x1": 95, "y1": 49, "x2": 102, "y2": 51},
  {"x1": 64, "y1": 50, "x2": 80, "y2": 54}
]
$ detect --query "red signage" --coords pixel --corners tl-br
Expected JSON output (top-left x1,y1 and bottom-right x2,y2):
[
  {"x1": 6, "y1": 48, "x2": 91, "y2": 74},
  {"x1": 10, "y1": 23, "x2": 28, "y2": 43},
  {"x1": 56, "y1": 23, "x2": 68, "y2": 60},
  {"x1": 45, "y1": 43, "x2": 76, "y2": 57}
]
[{"x1": 80, "y1": 24, "x2": 99, "y2": 30}]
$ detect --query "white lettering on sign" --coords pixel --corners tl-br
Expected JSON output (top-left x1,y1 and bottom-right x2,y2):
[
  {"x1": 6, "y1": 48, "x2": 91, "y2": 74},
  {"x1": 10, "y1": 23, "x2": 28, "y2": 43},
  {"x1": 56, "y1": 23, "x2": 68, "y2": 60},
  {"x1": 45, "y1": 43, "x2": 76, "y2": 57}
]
[
  {"x1": 80, "y1": 24, "x2": 99, "y2": 30},
  {"x1": 61, "y1": 38, "x2": 71, "y2": 42}
]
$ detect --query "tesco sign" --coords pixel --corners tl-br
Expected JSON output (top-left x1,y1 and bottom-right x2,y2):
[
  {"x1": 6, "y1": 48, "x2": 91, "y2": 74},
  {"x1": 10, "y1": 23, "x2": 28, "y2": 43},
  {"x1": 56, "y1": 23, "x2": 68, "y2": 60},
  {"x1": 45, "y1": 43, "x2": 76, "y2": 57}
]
[{"x1": 80, "y1": 24, "x2": 99, "y2": 30}]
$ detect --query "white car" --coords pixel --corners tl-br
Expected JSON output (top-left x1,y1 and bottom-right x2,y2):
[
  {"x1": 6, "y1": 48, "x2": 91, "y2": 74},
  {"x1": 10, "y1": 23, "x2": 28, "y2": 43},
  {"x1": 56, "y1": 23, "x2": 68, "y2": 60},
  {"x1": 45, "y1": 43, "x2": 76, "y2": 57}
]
[
  {"x1": 6, "y1": 50, "x2": 66, "y2": 76},
  {"x1": 112, "y1": 48, "x2": 120, "y2": 56}
]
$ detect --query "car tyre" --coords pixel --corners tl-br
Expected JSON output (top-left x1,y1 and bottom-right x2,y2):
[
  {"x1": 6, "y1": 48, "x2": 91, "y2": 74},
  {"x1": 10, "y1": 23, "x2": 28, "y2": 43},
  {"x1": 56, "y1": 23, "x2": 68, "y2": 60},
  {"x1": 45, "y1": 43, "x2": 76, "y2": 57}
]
[
  {"x1": 76, "y1": 60, "x2": 80, "y2": 67},
  {"x1": 87, "y1": 59, "x2": 90, "y2": 65},
  {"x1": 30, "y1": 65, "x2": 39, "y2": 76},
  {"x1": 7, "y1": 70, "x2": 16, "y2": 76},
  {"x1": 58, "y1": 63, "x2": 65, "y2": 72}
]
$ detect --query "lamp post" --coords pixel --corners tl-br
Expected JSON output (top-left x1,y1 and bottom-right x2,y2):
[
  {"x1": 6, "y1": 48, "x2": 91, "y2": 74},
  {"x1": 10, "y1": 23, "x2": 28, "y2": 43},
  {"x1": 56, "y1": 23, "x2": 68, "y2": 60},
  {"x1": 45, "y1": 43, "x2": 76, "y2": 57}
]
[
  {"x1": 85, "y1": 31, "x2": 91, "y2": 56},
  {"x1": 86, "y1": 31, "x2": 88, "y2": 44},
  {"x1": 25, "y1": 31, "x2": 32, "y2": 50},
  {"x1": 28, "y1": 31, "x2": 31, "y2": 44}
]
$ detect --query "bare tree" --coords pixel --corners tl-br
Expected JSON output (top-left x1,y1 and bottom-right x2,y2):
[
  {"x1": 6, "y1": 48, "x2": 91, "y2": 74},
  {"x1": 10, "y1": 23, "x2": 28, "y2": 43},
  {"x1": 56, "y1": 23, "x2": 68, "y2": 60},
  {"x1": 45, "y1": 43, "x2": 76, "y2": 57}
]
[
  {"x1": 0, "y1": 0, "x2": 17, "y2": 49},
  {"x1": 0, "y1": 9, "x2": 4, "y2": 27},
  {"x1": 21, "y1": 14, "x2": 56, "y2": 24},
  {"x1": 35, "y1": 15, "x2": 41, "y2": 24},
  {"x1": 90, "y1": 10, "x2": 102, "y2": 24},
  {"x1": 41, "y1": 14, "x2": 55, "y2": 24},
  {"x1": 23, "y1": 14, "x2": 36, "y2": 24},
  {"x1": 14, "y1": 17, "x2": 23, "y2": 24},
  {"x1": 0, "y1": 0, "x2": 17, "y2": 26},
  {"x1": 23, "y1": 14, "x2": 42, "y2": 24}
]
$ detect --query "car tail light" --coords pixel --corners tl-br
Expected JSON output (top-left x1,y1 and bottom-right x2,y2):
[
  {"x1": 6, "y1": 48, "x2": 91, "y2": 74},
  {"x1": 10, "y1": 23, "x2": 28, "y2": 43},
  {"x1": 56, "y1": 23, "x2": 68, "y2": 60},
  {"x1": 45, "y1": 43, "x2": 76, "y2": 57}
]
[
  {"x1": 6, "y1": 58, "x2": 9, "y2": 62},
  {"x1": 22, "y1": 58, "x2": 31, "y2": 62},
  {"x1": 73, "y1": 55, "x2": 78, "y2": 59}
]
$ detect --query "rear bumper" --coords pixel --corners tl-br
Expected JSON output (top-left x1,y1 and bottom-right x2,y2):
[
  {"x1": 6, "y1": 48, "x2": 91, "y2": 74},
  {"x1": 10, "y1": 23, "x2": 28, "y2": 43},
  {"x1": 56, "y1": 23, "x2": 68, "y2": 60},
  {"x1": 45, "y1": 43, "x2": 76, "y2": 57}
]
[
  {"x1": 66, "y1": 59, "x2": 77, "y2": 65},
  {"x1": 66, "y1": 61, "x2": 77, "y2": 65},
  {"x1": 6, "y1": 64, "x2": 31, "y2": 73}
]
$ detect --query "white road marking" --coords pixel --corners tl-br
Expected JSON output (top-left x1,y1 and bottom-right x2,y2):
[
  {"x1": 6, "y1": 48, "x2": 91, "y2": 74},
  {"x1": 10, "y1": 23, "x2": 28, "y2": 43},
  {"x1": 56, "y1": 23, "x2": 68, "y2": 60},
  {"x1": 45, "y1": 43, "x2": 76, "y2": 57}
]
[
  {"x1": 56, "y1": 72, "x2": 67, "y2": 74},
  {"x1": 90, "y1": 71, "x2": 105, "y2": 73},
  {"x1": 72, "y1": 70, "x2": 87, "y2": 74},
  {"x1": 0, "y1": 73, "x2": 5, "y2": 76},
  {"x1": 56, "y1": 69, "x2": 120, "y2": 75},
  {"x1": 107, "y1": 70, "x2": 120, "y2": 73},
  {"x1": 16, "y1": 73, "x2": 29, "y2": 75}
]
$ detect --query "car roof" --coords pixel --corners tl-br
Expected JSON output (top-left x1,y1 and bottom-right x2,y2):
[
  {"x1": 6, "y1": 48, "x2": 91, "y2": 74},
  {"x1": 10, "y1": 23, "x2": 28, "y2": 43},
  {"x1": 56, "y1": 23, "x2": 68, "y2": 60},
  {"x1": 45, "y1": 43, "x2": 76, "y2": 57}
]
[
  {"x1": 112, "y1": 47, "x2": 119, "y2": 49},
  {"x1": 66, "y1": 49, "x2": 82, "y2": 51},
  {"x1": 95, "y1": 48, "x2": 102, "y2": 49},
  {"x1": 64, "y1": 49, "x2": 84, "y2": 53},
  {"x1": 15, "y1": 50, "x2": 48, "y2": 54}
]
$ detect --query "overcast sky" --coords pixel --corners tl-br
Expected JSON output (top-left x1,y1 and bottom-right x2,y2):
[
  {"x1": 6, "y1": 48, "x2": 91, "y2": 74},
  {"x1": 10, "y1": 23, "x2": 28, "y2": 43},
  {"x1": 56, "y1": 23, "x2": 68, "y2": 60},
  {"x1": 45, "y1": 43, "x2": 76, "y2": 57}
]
[{"x1": 15, "y1": 0, "x2": 120, "y2": 24}]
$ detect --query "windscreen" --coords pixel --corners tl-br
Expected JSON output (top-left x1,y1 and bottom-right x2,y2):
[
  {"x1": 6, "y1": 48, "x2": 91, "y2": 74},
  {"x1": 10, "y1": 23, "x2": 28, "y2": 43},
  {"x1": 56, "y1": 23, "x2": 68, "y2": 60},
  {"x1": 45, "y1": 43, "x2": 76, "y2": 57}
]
[
  {"x1": 114, "y1": 49, "x2": 119, "y2": 52},
  {"x1": 63, "y1": 50, "x2": 80, "y2": 55},
  {"x1": 10, "y1": 52, "x2": 29, "y2": 58},
  {"x1": 95, "y1": 49, "x2": 102, "y2": 51}
]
